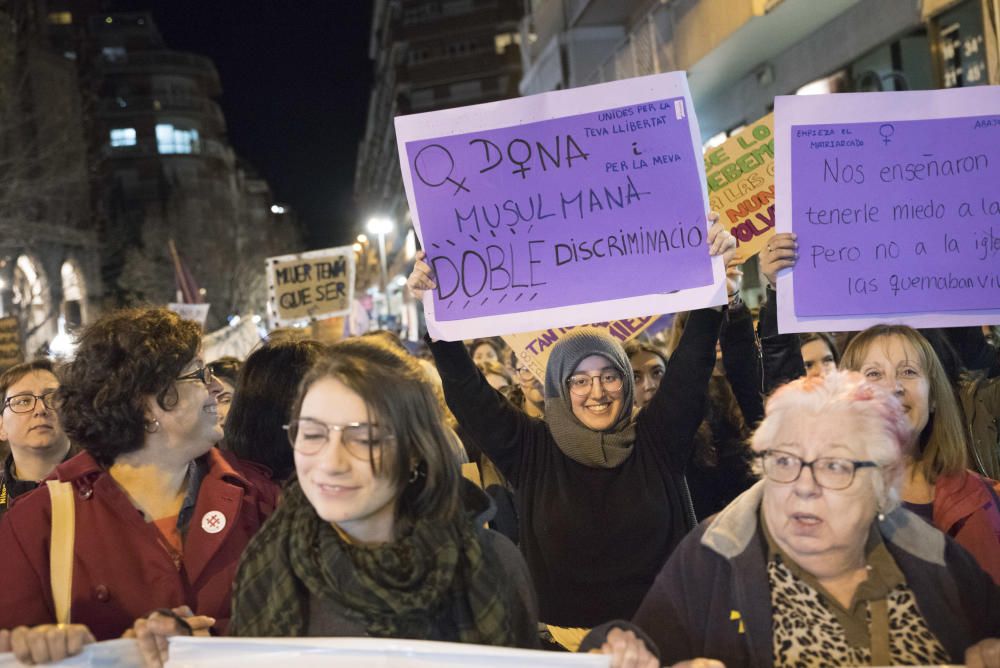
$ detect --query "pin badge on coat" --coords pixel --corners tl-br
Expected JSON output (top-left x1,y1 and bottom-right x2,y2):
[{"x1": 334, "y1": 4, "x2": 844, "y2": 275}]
[{"x1": 201, "y1": 510, "x2": 226, "y2": 534}]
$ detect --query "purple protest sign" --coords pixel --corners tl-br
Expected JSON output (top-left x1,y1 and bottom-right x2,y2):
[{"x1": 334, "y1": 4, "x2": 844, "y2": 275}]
[
  {"x1": 791, "y1": 114, "x2": 1000, "y2": 317},
  {"x1": 402, "y1": 96, "x2": 712, "y2": 321}
]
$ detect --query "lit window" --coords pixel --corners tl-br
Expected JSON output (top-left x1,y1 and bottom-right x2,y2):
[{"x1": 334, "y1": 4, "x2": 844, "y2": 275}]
[
  {"x1": 155, "y1": 124, "x2": 200, "y2": 154},
  {"x1": 48, "y1": 12, "x2": 72, "y2": 25},
  {"x1": 102, "y1": 47, "x2": 127, "y2": 63},
  {"x1": 494, "y1": 33, "x2": 520, "y2": 54},
  {"x1": 109, "y1": 128, "x2": 136, "y2": 147}
]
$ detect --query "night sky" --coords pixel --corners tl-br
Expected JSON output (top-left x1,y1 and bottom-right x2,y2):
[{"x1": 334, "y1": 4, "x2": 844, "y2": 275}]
[{"x1": 107, "y1": 0, "x2": 374, "y2": 249}]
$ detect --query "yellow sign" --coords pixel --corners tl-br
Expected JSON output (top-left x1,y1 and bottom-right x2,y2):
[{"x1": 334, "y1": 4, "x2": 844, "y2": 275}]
[
  {"x1": 266, "y1": 246, "x2": 355, "y2": 328},
  {"x1": 705, "y1": 113, "x2": 776, "y2": 264},
  {"x1": 503, "y1": 316, "x2": 656, "y2": 383},
  {"x1": 0, "y1": 316, "x2": 23, "y2": 372}
]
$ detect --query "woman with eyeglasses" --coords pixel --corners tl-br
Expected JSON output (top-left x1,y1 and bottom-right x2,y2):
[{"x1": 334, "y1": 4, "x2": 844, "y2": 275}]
[
  {"x1": 229, "y1": 338, "x2": 541, "y2": 645},
  {"x1": 0, "y1": 359, "x2": 73, "y2": 520},
  {"x1": 0, "y1": 308, "x2": 278, "y2": 664},
  {"x1": 633, "y1": 371, "x2": 1000, "y2": 667},
  {"x1": 407, "y1": 218, "x2": 738, "y2": 629}
]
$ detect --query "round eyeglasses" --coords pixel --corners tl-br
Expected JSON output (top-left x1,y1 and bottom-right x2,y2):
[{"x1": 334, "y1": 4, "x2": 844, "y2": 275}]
[
  {"x1": 3, "y1": 391, "x2": 57, "y2": 414},
  {"x1": 283, "y1": 418, "x2": 394, "y2": 459},
  {"x1": 566, "y1": 371, "x2": 624, "y2": 397},
  {"x1": 758, "y1": 449, "x2": 877, "y2": 490}
]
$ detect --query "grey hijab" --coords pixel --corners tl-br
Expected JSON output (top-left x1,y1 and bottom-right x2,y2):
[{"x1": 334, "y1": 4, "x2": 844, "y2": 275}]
[{"x1": 543, "y1": 330, "x2": 637, "y2": 469}]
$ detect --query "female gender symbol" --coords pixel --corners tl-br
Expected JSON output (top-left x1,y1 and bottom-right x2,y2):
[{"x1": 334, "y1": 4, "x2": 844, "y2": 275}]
[
  {"x1": 878, "y1": 124, "x2": 895, "y2": 146},
  {"x1": 413, "y1": 144, "x2": 470, "y2": 195}
]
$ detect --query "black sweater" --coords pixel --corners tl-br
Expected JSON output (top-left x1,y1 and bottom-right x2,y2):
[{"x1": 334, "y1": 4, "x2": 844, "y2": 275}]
[{"x1": 430, "y1": 308, "x2": 723, "y2": 627}]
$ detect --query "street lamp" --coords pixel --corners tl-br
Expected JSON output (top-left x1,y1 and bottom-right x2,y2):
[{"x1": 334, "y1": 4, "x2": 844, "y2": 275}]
[{"x1": 366, "y1": 216, "x2": 394, "y2": 321}]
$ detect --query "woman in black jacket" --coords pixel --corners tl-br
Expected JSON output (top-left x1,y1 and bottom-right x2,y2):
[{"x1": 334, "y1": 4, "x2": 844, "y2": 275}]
[{"x1": 407, "y1": 218, "x2": 737, "y2": 628}]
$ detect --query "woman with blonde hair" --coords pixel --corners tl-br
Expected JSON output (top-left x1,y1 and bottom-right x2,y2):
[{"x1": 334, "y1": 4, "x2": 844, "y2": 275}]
[{"x1": 841, "y1": 324, "x2": 1000, "y2": 583}]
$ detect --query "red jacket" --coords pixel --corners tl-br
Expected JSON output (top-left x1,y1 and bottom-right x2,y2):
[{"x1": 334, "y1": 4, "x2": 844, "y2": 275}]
[
  {"x1": 934, "y1": 470, "x2": 1000, "y2": 584},
  {"x1": 0, "y1": 448, "x2": 278, "y2": 640}
]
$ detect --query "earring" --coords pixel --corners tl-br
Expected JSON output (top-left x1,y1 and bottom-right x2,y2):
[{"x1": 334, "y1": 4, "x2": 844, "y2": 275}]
[
  {"x1": 145, "y1": 419, "x2": 160, "y2": 434},
  {"x1": 408, "y1": 465, "x2": 422, "y2": 483},
  {"x1": 877, "y1": 512, "x2": 886, "y2": 522}
]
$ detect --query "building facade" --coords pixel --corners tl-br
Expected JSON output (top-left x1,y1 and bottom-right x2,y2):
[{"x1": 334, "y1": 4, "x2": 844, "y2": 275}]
[
  {"x1": 83, "y1": 11, "x2": 296, "y2": 328},
  {"x1": 0, "y1": 0, "x2": 100, "y2": 359},
  {"x1": 519, "y1": 0, "x2": 998, "y2": 140},
  {"x1": 354, "y1": 0, "x2": 523, "y2": 323}
]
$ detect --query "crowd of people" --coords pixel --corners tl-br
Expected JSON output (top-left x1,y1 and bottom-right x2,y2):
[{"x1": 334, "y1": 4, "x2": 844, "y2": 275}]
[{"x1": 0, "y1": 217, "x2": 996, "y2": 667}]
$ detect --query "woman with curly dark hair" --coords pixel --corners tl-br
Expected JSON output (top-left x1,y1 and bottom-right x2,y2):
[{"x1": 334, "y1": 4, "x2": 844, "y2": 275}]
[{"x1": 0, "y1": 308, "x2": 278, "y2": 663}]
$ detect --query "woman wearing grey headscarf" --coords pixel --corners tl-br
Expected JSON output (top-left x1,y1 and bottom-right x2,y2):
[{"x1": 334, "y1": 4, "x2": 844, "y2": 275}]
[{"x1": 408, "y1": 218, "x2": 738, "y2": 629}]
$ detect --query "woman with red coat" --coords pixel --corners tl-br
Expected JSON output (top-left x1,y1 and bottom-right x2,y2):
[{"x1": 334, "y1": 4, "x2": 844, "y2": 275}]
[{"x1": 0, "y1": 308, "x2": 278, "y2": 663}]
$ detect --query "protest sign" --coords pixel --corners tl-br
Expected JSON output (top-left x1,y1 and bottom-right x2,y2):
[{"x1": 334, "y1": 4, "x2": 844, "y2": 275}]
[
  {"x1": 265, "y1": 246, "x2": 355, "y2": 329},
  {"x1": 164, "y1": 637, "x2": 608, "y2": 667},
  {"x1": 203, "y1": 318, "x2": 262, "y2": 362},
  {"x1": 0, "y1": 317, "x2": 23, "y2": 372},
  {"x1": 396, "y1": 71, "x2": 726, "y2": 341},
  {"x1": 168, "y1": 303, "x2": 210, "y2": 329},
  {"x1": 775, "y1": 87, "x2": 1000, "y2": 333},
  {"x1": 705, "y1": 113, "x2": 775, "y2": 264},
  {"x1": 503, "y1": 316, "x2": 657, "y2": 383}
]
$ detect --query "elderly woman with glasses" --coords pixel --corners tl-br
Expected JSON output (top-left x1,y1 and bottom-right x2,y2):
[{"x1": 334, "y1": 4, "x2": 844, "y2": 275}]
[
  {"x1": 407, "y1": 217, "x2": 739, "y2": 630},
  {"x1": 0, "y1": 308, "x2": 278, "y2": 665},
  {"x1": 632, "y1": 371, "x2": 1000, "y2": 668}
]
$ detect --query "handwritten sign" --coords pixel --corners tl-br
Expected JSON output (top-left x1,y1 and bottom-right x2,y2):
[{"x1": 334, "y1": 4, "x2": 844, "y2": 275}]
[
  {"x1": 168, "y1": 303, "x2": 210, "y2": 329},
  {"x1": 396, "y1": 72, "x2": 726, "y2": 341},
  {"x1": 775, "y1": 87, "x2": 1000, "y2": 333},
  {"x1": 0, "y1": 317, "x2": 23, "y2": 372},
  {"x1": 266, "y1": 246, "x2": 355, "y2": 328},
  {"x1": 705, "y1": 113, "x2": 775, "y2": 264},
  {"x1": 503, "y1": 317, "x2": 656, "y2": 383}
]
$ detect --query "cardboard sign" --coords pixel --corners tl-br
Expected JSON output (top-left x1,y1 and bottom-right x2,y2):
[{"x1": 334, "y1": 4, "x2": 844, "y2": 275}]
[
  {"x1": 775, "y1": 87, "x2": 1000, "y2": 333},
  {"x1": 705, "y1": 113, "x2": 775, "y2": 264},
  {"x1": 0, "y1": 317, "x2": 23, "y2": 372},
  {"x1": 266, "y1": 246, "x2": 355, "y2": 328},
  {"x1": 168, "y1": 303, "x2": 210, "y2": 329},
  {"x1": 396, "y1": 71, "x2": 726, "y2": 341},
  {"x1": 503, "y1": 316, "x2": 656, "y2": 383}
]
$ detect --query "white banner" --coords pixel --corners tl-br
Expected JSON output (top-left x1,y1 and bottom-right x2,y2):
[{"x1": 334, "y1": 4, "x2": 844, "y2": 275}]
[{"x1": 165, "y1": 637, "x2": 608, "y2": 667}]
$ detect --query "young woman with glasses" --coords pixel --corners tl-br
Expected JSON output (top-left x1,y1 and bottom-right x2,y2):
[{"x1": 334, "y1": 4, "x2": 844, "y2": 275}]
[
  {"x1": 0, "y1": 308, "x2": 278, "y2": 665},
  {"x1": 228, "y1": 338, "x2": 541, "y2": 647},
  {"x1": 407, "y1": 217, "x2": 739, "y2": 629}
]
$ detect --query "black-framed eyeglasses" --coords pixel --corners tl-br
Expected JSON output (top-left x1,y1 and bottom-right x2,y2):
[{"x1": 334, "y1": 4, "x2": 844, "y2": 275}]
[
  {"x1": 175, "y1": 366, "x2": 215, "y2": 386},
  {"x1": 3, "y1": 391, "x2": 57, "y2": 414},
  {"x1": 283, "y1": 418, "x2": 394, "y2": 458},
  {"x1": 757, "y1": 449, "x2": 878, "y2": 490},
  {"x1": 566, "y1": 370, "x2": 624, "y2": 397}
]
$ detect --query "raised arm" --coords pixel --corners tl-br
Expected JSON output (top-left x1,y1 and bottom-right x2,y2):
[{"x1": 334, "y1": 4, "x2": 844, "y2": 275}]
[
  {"x1": 639, "y1": 307, "x2": 724, "y2": 474},
  {"x1": 720, "y1": 301, "x2": 764, "y2": 429},
  {"x1": 429, "y1": 338, "x2": 544, "y2": 487},
  {"x1": 407, "y1": 253, "x2": 545, "y2": 486},
  {"x1": 757, "y1": 235, "x2": 805, "y2": 394}
]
